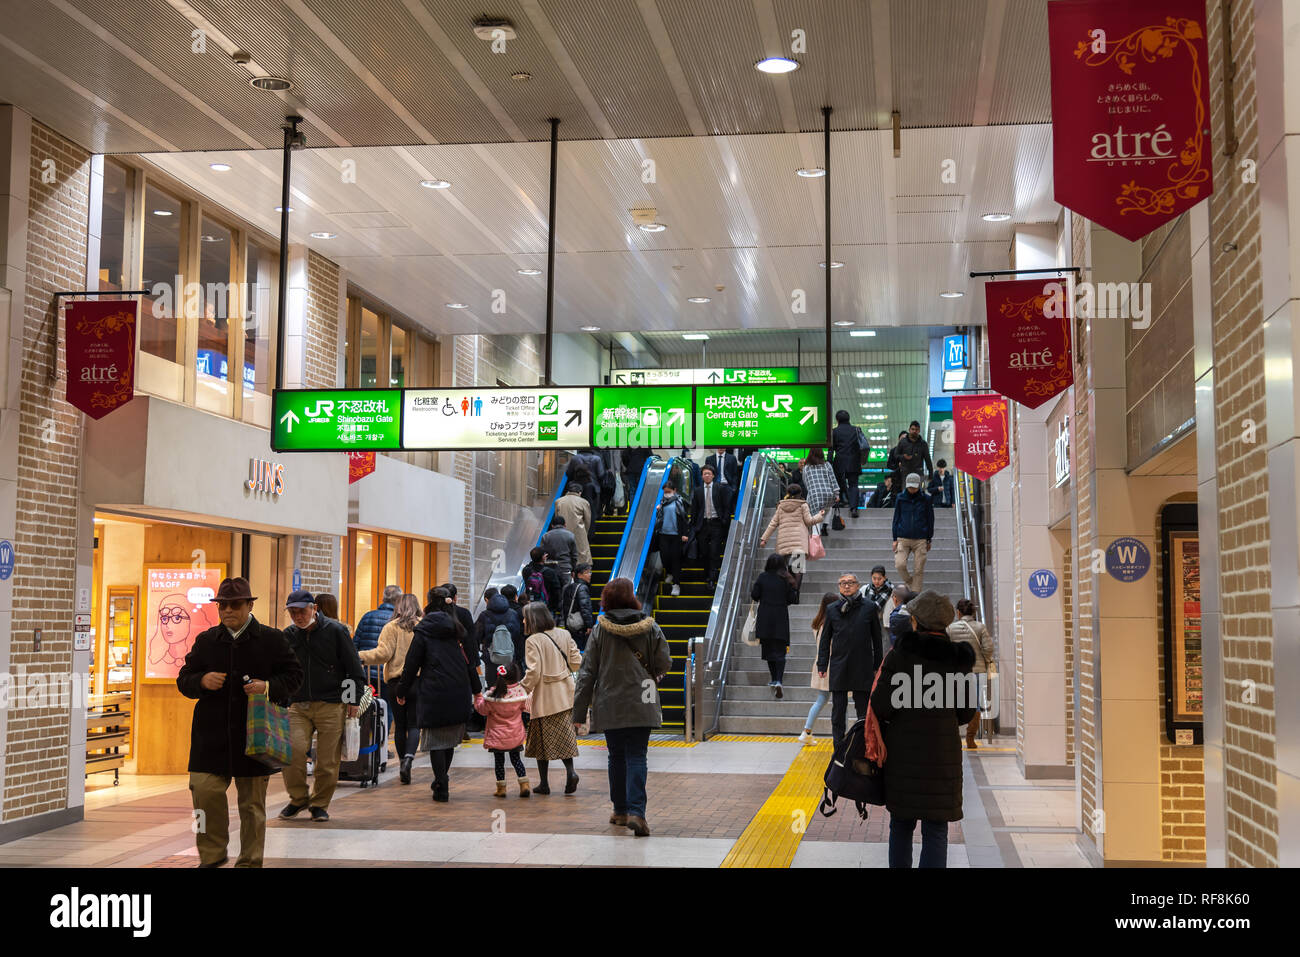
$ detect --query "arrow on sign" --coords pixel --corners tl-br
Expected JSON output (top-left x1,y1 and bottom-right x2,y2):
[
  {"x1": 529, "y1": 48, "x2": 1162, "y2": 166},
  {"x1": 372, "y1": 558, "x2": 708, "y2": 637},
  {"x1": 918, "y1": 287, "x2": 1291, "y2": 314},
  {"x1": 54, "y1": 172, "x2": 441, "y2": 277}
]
[
  {"x1": 615, "y1": 373, "x2": 628, "y2": 384},
  {"x1": 667, "y1": 408, "x2": 686, "y2": 427},
  {"x1": 707, "y1": 371, "x2": 720, "y2": 382},
  {"x1": 800, "y1": 406, "x2": 819, "y2": 425},
  {"x1": 279, "y1": 410, "x2": 300, "y2": 432},
  {"x1": 565, "y1": 409, "x2": 582, "y2": 427}
]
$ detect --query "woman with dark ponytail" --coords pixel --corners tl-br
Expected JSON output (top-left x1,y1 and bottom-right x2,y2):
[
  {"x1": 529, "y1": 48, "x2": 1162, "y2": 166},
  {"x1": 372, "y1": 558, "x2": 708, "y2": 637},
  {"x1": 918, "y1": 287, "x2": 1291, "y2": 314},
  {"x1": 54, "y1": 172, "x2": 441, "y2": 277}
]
[{"x1": 474, "y1": 660, "x2": 532, "y2": 797}]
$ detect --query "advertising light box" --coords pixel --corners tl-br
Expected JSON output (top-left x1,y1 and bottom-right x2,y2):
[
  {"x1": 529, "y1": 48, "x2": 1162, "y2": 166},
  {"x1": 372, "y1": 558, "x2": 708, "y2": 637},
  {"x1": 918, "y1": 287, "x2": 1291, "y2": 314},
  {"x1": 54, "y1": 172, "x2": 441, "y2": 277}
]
[
  {"x1": 592, "y1": 385, "x2": 694, "y2": 449},
  {"x1": 697, "y1": 383, "x2": 828, "y2": 447},
  {"x1": 403, "y1": 387, "x2": 590, "y2": 450},
  {"x1": 273, "y1": 388, "x2": 402, "y2": 452}
]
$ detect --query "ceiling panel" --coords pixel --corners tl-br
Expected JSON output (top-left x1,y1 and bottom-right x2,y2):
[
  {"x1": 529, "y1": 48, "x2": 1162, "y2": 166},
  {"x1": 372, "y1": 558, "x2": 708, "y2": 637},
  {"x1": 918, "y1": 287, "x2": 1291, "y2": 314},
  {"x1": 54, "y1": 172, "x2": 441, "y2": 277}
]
[
  {"x1": 890, "y1": 0, "x2": 986, "y2": 129},
  {"x1": 988, "y1": 0, "x2": 1053, "y2": 125},
  {"x1": 773, "y1": 0, "x2": 882, "y2": 132}
]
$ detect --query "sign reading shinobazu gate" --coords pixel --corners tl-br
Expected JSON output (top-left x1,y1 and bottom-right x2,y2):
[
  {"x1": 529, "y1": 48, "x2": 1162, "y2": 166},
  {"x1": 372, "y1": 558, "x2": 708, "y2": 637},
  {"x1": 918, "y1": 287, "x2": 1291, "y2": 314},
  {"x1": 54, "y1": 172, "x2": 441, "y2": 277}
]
[{"x1": 1048, "y1": 0, "x2": 1213, "y2": 241}]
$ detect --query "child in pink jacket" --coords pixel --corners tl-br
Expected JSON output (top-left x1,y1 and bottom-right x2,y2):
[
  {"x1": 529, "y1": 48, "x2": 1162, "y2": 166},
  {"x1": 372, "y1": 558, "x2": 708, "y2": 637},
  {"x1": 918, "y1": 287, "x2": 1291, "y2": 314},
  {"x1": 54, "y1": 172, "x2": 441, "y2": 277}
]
[{"x1": 474, "y1": 661, "x2": 533, "y2": 797}]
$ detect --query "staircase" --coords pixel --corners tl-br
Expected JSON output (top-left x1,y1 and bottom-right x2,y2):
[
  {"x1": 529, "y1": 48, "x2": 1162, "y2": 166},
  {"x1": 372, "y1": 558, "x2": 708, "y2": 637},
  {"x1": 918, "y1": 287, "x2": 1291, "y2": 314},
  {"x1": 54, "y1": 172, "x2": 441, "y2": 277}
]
[
  {"x1": 585, "y1": 512, "x2": 628, "y2": 606},
  {"x1": 717, "y1": 505, "x2": 966, "y2": 735},
  {"x1": 650, "y1": 555, "x2": 713, "y2": 733}
]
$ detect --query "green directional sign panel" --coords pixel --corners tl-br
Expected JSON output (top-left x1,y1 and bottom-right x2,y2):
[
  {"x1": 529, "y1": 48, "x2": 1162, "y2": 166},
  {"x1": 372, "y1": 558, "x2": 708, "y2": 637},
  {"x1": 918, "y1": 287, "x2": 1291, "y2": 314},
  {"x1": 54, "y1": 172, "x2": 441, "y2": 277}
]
[
  {"x1": 272, "y1": 388, "x2": 402, "y2": 451},
  {"x1": 697, "y1": 383, "x2": 828, "y2": 447},
  {"x1": 403, "y1": 387, "x2": 589, "y2": 450},
  {"x1": 609, "y1": 367, "x2": 798, "y2": 386},
  {"x1": 721, "y1": 367, "x2": 797, "y2": 384},
  {"x1": 592, "y1": 385, "x2": 693, "y2": 449},
  {"x1": 759, "y1": 448, "x2": 810, "y2": 465}
]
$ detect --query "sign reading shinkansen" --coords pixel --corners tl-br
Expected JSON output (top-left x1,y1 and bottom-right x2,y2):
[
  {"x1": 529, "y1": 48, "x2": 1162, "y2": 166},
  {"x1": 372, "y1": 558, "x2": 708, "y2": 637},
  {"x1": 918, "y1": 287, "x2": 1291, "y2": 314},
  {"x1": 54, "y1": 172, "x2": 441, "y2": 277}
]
[
  {"x1": 697, "y1": 383, "x2": 828, "y2": 447},
  {"x1": 403, "y1": 387, "x2": 588, "y2": 450},
  {"x1": 592, "y1": 386, "x2": 693, "y2": 449},
  {"x1": 273, "y1": 389, "x2": 402, "y2": 451}
]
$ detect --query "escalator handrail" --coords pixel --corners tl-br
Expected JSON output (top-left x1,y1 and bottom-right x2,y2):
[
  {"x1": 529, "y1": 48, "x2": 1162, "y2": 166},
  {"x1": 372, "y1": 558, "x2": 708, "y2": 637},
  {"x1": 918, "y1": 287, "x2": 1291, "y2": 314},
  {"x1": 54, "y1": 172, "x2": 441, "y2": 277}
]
[
  {"x1": 631, "y1": 456, "x2": 695, "y2": 592},
  {"x1": 609, "y1": 455, "x2": 657, "y2": 582}
]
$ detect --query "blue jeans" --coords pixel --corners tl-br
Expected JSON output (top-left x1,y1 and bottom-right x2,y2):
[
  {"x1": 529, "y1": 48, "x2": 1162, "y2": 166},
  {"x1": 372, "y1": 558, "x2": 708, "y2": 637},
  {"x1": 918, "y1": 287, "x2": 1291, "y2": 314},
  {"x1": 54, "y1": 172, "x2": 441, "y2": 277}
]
[
  {"x1": 804, "y1": 690, "x2": 829, "y2": 730},
  {"x1": 604, "y1": 726, "x2": 651, "y2": 818},
  {"x1": 888, "y1": 817, "x2": 948, "y2": 868}
]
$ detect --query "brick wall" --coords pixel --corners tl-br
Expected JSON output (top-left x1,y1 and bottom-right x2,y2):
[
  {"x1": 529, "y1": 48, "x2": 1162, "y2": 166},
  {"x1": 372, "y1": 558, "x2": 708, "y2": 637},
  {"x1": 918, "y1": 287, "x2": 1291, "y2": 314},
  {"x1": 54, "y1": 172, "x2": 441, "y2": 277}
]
[
  {"x1": 1012, "y1": 405, "x2": 1025, "y2": 756},
  {"x1": 1206, "y1": 0, "x2": 1277, "y2": 867},
  {"x1": 1063, "y1": 545, "x2": 1074, "y2": 765},
  {"x1": 3, "y1": 123, "x2": 90, "y2": 821}
]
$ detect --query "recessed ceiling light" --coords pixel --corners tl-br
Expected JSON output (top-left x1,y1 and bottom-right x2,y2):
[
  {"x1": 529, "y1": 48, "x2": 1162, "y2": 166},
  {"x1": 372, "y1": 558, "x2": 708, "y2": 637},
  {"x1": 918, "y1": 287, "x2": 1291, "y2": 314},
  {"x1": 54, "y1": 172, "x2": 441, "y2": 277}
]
[
  {"x1": 682, "y1": 333, "x2": 710, "y2": 341},
  {"x1": 310, "y1": 231, "x2": 337, "y2": 239},
  {"x1": 833, "y1": 319, "x2": 854, "y2": 326},
  {"x1": 939, "y1": 290, "x2": 964, "y2": 298},
  {"x1": 796, "y1": 166, "x2": 826, "y2": 178},
  {"x1": 200, "y1": 234, "x2": 223, "y2": 243},
  {"x1": 755, "y1": 56, "x2": 799, "y2": 74},
  {"x1": 854, "y1": 371, "x2": 883, "y2": 378},
  {"x1": 820, "y1": 261, "x2": 845, "y2": 269},
  {"x1": 517, "y1": 268, "x2": 543, "y2": 276},
  {"x1": 250, "y1": 76, "x2": 293, "y2": 92},
  {"x1": 687, "y1": 296, "x2": 711, "y2": 304},
  {"x1": 511, "y1": 71, "x2": 532, "y2": 82},
  {"x1": 151, "y1": 209, "x2": 173, "y2": 216},
  {"x1": 981, "y1": 212, "x2": 1012, "y2": 222},
  {"x1": 420, "y1": 179, "x2": 451, "y2": 189},
  {"x1": 849, "y1": 330, "x2": 877, "y2": 337},
  {"x1": 858, "y1": 388, "x2": 883, "y2": 394},
  {"x1": 209, "y1": 163, "x2": 231, "y2": 172},
  {"x1": 274, "y1": 205, "x2": 293, "y2": 213},
  {"x1": 445, "y1": 302, "x2": 469, "y2": 309},
  {"x1": 580, "y1": 325, "x2": 600, "y2": 332},
  {"x1": 638, "y1": 222, "x2": 667, "y2": 233}
]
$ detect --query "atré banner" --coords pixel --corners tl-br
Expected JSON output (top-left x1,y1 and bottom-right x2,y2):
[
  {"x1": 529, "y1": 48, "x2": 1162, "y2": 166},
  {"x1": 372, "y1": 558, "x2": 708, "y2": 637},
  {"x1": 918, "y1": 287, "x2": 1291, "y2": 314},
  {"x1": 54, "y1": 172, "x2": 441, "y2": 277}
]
[
  {"x1": 348, "y1": 451, "x2": 377, "y2": 484},
  {"x1": 65, "y1": 299, "x2": 137, "y2": 419},
  {"x1": 1048, "y1": 0, "x2": 1212, "y2": 241},
  {"x1": 985, "y1": 278, "x2": 1074, "y2": 409},
  {"x1": 953, "y1": 395, "x2": 1010, "y2": 480}
]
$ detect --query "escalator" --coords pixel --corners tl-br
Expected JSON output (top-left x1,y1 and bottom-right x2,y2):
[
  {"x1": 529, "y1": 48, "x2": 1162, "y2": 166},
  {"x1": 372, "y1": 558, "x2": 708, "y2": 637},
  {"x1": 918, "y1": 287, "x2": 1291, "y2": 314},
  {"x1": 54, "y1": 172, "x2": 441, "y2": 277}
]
[{"x1": 585, "y1": 512, "x2": 624, "y2": 607}]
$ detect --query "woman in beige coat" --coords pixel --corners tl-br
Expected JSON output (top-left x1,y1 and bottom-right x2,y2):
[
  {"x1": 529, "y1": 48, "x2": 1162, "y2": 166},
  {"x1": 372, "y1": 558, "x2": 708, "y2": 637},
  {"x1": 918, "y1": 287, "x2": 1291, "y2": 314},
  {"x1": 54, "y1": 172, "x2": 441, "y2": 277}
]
[
  {"x1": 359, "y1": 592, "x2": 422, "y2": 783},
  {"x1": 520, "y1": 601, "x2": 584, "y2": 794},
  {"x1": 947, "y1": 598, "x2": 995, "y2": 748},
  {"x1": 759, "y1": 484, "x2": 825, "y2": 594}
]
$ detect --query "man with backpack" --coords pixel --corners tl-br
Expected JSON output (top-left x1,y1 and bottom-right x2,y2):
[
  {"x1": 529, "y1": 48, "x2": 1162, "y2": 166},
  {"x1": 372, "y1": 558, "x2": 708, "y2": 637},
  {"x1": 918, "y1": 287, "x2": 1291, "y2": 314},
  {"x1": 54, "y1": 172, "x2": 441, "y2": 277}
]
[
  {"x1": 560, "y1": 563, "x2": 596, "y2": 651},
  {"x1": 829, "y1": 409, "x2": 868, "y2": 515},
  {"x1": 476, "y1": 589, "x2": 524, "y2": 676},
  {"x1": 521, "y1": 545, "x2": 563, "y2": 615}
]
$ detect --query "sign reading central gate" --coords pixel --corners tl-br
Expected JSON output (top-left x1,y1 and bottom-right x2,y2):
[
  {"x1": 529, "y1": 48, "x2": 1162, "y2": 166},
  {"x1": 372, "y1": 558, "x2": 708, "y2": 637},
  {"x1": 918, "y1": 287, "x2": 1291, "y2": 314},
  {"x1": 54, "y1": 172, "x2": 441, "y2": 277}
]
[{"x1": 697, "y1": 383, "x2": 828, "y2": 447}]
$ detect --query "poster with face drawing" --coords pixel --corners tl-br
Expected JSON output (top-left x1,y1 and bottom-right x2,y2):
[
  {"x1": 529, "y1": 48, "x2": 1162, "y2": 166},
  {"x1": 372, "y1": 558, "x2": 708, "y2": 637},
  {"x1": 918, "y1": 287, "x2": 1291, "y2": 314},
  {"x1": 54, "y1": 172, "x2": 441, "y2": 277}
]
[{"x1": 142, "y1": 564, "x2": 225, "y2": 681}]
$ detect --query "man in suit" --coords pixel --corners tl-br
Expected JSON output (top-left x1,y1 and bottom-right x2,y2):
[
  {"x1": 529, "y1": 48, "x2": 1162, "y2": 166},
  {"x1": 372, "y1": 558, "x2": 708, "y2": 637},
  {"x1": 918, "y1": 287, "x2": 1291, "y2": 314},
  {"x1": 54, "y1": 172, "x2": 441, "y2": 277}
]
[
  {"x1": 691, "y1": 464, "x2": 734, "y2": 590},
  {"x1": 705, "y1": 447, "x2": 742, "y2": 493}
]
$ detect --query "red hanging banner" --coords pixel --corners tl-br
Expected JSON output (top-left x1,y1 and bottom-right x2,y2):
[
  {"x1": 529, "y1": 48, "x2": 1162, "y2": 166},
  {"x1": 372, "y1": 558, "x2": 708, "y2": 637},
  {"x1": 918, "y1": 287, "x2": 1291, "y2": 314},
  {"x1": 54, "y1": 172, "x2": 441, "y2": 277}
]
[
  {"x1": 1048, "y1": 0, "x2": 1212, "y2": 241},
  {"x1": 985, "y1": 278, "x2": 1074, "y2": 410},
  {"x1": 65, "y1": 299, "x2": 137, "y2": 420},
  {"x1": 348, "y1": 451, "x2": 376, "y2": 484},
  {"x1": 953, "y1": 395, "x2": 1010, "y2": 480}
]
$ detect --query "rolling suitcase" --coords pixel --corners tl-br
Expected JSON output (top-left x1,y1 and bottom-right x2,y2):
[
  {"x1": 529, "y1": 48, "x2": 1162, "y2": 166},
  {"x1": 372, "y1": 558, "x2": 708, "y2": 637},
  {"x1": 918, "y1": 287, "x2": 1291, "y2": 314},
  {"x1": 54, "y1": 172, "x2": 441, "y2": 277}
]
[{"x1": 338, "y1": 696, "x2": 387, "y2": 788}]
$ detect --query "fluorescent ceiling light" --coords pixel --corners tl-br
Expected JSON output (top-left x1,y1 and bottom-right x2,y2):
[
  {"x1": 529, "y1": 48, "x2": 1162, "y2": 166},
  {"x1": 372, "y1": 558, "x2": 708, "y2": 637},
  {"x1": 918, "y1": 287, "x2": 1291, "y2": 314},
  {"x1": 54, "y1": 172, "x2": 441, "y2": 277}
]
[
  {"x1": 208, "y1": 163, "x2": 231, "y2": 172},
  {"x1": 755, "y1": 57, "x2": 799, "y2": 74},
  {"x1": 849, "y1": 330, "x2": 876, "y2": 337},
  {"x1": 858, "y1": 388, "x2": 884, "y2": 394},
  {"x1": 687, "y1": 297, "x2": 712, "y2": 304},
  {"x1": 682, "y1": 333, "x2": 709, "y2": 341},
  {"x1": 796, "y1": 167, "x2": 825, "y2": 178},
  {"x1": 445, "y1": 302, "x2": 469, "y2": 309},
  {"x1": 517, "y1": 268, "x2": 543, "y2": 276},
  {"x1": 820, "y1": 261, "x2": 844, "y2": 269},
  {"x1": 310, "y1": 231, "x2": 336, "y2": 239},
  {"x1": 580, "y1": 325, "x2": 600, "y2": 332},
  {"x1": 833, "y1": 319, "x2": 854, "y2": 326},
  {"x1": 981, "y1": 212, "x2": 1012, "y2": 222},
  {"x1": 420, "y1": 179, "x2": 451, "y2": 189},
  {"x1": 638, "y1": 222, "x2": 667, "y2": 233},
  {"x1": 854, "y1": 371, "x2": 883, "y2": 378},
  {"x1": 939, "y1": 290, "x2": 964, "y2": 299}
]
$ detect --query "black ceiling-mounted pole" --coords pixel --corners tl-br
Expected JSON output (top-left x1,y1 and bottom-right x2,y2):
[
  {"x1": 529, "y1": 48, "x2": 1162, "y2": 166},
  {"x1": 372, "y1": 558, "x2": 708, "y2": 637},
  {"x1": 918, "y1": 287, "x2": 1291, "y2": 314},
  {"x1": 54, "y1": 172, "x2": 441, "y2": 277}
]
[
  {"x1": 823, "y1": 106, "x2": 833, "y2": 412},
  {"x1": 544, "y1": 118, "x2": 559, "y2": 386},
  {"x1": 275, "y1": 115, "x2": 303, "y2": 393},
  {"x1": 969, "y1": 267, "x2": 1081, "y2": 278}
]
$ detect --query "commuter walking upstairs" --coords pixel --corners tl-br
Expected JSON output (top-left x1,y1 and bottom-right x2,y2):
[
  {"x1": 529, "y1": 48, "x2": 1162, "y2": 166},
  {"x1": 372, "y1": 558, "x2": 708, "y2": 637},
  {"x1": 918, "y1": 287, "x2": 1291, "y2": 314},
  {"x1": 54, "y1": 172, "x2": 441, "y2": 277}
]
[
  {"x1": 522, "y1": 546, "x2": 564, "y2": 615},
  {"x1": 799, "y1": 592, "x2": 841, "y2": 745},
  {"x1": 759, "y1": 484, "x2": 825, "y2": 597},
  {"x1": 280, "y1": 590, "x2": 367, "y2": 823},
  {"x1": 830, "y1": 409, "x2": 868, "y2": 513},
  {"x1": 178, "y1": 577, "x2": 302, "y2": 868},
  {"x1": 893, "y1": 473, "x2": 935, "y2": 592},
  {"x1": 800, "y1": 448, "x2": 840, "y2": 533},
  {"x1": 520, "y1": 602, "x2": 583, "y2": 795},
  {"x1": 554, "y1": 482, "x2": 594, "y2": 566},
  {"x1": 560, "y1": 564, "x2": 596, "y2": 651},
  {"x1": 751, "y1": 553, "x2": 799, "y2": 699},
  {"x1": 539, "y1": 516, "x2": 578, "y2": 583},
  {"x1": 871, "y1": 591, "x2": 976, "y2": 869},
  {"x1": 474, "y1": 661, "x2": 532, "y2": 798}
]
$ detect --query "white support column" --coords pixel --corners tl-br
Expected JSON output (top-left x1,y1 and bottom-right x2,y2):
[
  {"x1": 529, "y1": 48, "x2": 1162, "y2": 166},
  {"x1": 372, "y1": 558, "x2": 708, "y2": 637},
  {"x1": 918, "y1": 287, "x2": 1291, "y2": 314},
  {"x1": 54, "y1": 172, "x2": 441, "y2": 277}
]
[{"x1": 282, "y1": 243, "x2": 309, "y2": 390}]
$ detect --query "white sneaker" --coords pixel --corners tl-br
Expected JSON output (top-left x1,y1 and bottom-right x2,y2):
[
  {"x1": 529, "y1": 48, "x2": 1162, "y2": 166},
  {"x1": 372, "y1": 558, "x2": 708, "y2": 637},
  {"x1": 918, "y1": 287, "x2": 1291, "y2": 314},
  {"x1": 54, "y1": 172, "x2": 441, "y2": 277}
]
[
  {"x1": 798, "y1": 730, "x2": 814, "y2": 745},
  {"x1": 671, "y1": 584, "x2": 680, "y2": 597}
]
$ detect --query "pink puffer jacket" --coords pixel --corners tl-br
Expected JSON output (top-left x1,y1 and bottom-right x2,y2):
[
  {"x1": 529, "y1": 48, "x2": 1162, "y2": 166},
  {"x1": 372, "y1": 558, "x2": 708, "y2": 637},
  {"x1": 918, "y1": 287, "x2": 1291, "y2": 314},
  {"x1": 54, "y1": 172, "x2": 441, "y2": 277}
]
[{"x1": 474, "y1": 683, "x2": 531, "y2": 751}]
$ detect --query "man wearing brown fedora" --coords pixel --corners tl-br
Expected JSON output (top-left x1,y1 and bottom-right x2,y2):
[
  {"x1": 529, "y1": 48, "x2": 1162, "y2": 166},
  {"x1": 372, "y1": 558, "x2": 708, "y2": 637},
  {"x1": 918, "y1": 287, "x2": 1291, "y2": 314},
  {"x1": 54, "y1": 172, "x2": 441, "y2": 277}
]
[{"x1": 177, "y1": 577, "x2": 302, "y2": 867}]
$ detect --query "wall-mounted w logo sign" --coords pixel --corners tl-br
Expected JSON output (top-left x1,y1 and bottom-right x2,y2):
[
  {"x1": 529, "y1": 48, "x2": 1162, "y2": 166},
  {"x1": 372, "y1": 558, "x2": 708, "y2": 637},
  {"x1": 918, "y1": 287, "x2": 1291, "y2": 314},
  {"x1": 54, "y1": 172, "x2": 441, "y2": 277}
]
[
  {"x1": 1028, "y1": 569, "x2": 1057, "y2": 598},
  {"x1": 1104, "y1": 537, "x2": 1150, "y2": 583},
  {"x1": 1115, "y1": 545, "x2": 1138, "y2": 564},
  {"x1": 0, "y1": 539, "x2": 14, "y2": 581}
]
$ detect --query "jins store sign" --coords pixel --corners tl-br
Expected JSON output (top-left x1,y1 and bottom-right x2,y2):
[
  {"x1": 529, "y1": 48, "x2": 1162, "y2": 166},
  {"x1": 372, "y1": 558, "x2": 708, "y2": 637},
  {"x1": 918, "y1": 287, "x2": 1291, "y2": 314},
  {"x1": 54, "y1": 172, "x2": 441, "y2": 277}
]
[
  {"x1": 247, "y1": 458, "x2": 284, "y2": 497},
  {"x1": 1048, "y1": 0, "x2": 1212, "y2": 241}
]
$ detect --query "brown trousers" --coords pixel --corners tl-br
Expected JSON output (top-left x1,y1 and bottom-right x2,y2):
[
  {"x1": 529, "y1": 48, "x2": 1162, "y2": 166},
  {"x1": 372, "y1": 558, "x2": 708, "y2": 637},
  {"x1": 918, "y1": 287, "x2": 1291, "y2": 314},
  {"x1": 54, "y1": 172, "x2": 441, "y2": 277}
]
[
  {"x1": 189, "y1": 772, "x2": 270, "y2": 867},
  {"x1": 283, "y1": 700, "x2": 347, "y2": 809}
]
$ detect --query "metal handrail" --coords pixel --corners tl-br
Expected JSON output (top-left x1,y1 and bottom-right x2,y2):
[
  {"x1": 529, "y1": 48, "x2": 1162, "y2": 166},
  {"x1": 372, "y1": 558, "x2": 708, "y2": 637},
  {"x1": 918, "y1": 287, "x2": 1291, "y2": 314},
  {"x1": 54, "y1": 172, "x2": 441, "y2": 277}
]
[
  {"x1": 953, "y1": 470, "x2": 976, "y2": 609},
  {"x1": 698, "y1": 451, "x2": 782, "y2": 739}
]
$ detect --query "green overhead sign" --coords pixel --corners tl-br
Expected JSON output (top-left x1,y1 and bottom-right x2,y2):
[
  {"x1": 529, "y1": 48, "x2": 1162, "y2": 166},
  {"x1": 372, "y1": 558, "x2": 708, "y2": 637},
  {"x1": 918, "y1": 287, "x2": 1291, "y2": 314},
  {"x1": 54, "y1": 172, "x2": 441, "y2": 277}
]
[
  {"x1": 592, "y1": 385, "x2": 694, "y2": 449},
  {"x1": 609, "y1": 367, "x2": 798, "y2": 385},
  {"x1": 759, "y1": 448, "x2": 809, "y2": 465},
  {"x1": 697, "y1": 383, "x2": 828, "y2": 447},
  {"x1": 273, "y1": 389, "x2": 402, "y2": 451}
]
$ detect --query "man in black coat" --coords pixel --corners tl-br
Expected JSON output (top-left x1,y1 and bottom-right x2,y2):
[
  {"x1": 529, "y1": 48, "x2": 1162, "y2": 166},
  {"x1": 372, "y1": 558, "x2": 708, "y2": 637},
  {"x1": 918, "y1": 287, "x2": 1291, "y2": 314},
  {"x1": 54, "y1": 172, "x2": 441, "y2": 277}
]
[
  {"x1": 560, "y1": 563, "x2": 596, "y2": 651},
  {"x1": 829, "y1": 410, "x2": 866, "y2": 514},
  {"x1": 893, "y1": 420, "x2": 934, "y2": 488},
  {"x1": 279, "y1": 589, "x2": 367, "y2": 823},
  {"x1": 620, "y1": 446, "x2": 654, "y2": 510},
  {"x1": 704, "y1": 447, "x2": 742, "y2": 490},
  {"x1": 870, "y1": 591, "x2": 975, "y2": 868},
  {"x1": 177, "y1": 577, "x2": 303, "y2": 868},
  {"x1": 691, "y1": 464, "x2": 734, "y2": 590},
  {"x1": 816, "y1": 572, "x2": 882, "y2": 750}
]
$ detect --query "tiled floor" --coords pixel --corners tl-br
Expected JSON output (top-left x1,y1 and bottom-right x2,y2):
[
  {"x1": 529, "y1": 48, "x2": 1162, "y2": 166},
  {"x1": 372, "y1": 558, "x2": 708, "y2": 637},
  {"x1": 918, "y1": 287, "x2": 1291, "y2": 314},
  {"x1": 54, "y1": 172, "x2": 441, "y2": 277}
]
[{"x1": 0, "y1": 735, "x2": 1092, "y2": 868}]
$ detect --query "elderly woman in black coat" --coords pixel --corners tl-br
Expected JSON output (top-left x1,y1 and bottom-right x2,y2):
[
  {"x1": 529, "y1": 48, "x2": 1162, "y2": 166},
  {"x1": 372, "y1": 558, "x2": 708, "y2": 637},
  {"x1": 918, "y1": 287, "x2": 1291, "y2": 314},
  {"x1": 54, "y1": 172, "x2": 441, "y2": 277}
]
[
  {"x1": 396, "y1": 587, "x2": 481, "y2": 803},
  {"x1": 751, "y1": 553, "x2": 799, "y2": 698},
  {"x1": 870, "y1": 590, "x2": 976, "y2": 869}
]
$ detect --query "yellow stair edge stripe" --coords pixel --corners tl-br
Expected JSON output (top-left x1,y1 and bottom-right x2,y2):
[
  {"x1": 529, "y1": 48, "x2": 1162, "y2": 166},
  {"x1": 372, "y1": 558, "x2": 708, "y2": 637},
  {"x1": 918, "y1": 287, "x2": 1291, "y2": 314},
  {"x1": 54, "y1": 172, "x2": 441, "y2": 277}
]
[
  {"x1": 719, "y1": 742, "x2": 832, "y2": 868},
  {"x1": 461, "y1": 737, "x2": 696, "y2": 749}
]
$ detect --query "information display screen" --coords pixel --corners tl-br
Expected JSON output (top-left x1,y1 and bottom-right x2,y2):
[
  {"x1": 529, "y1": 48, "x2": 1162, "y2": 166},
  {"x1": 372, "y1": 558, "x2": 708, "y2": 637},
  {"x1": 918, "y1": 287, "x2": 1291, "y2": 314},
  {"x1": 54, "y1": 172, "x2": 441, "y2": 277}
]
[
  {"x1": 404, "y1": 388, "x2": 589, "y2": 450},
  {"x1": 272, "y1": 389, "x2": 402, "y2": 451}
]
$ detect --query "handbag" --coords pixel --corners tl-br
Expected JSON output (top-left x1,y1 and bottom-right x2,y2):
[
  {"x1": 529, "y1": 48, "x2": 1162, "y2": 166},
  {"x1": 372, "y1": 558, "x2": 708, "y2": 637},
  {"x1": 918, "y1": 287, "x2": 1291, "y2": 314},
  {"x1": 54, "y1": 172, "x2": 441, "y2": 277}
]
[
  {"x1": 244, "y1": 690, "x2": 292, "y2": 769},
  {"x1": 741, "y1": 602, "x2": 759, "y2": 646},
  {"x1": 341, "y1": 716, "x2": 360, "y2": 762},
  {"x1": 807, "y1": 532, "x2": 825, "y2": 560},
  {"x1": 831, "y1": 508, "x2": 845, "y2": 532},
  {"x1": 564, "y1": 583, "x2": 585, "y2": 632}
]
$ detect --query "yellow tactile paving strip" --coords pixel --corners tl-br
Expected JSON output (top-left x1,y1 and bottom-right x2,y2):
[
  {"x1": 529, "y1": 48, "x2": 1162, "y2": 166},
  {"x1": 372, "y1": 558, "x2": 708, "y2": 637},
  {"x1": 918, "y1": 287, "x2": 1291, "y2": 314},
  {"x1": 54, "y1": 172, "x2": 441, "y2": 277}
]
[
  {"x1": 708, "y1": 734, "x2": 805, "y2": 743},
  {"x1": 720, "y1": 741, "x2": 832, "y2": 868},
  {"x1": 462, "y1": 737, "x2": 697, "y2": 749}
]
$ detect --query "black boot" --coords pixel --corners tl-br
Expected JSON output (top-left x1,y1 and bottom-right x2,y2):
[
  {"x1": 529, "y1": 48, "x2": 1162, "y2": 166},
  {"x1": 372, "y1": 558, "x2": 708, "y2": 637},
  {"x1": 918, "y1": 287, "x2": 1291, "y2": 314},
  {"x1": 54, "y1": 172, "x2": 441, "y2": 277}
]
[{"x1": 399, "y1": 755, "x2": 413, "y2": 785}]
